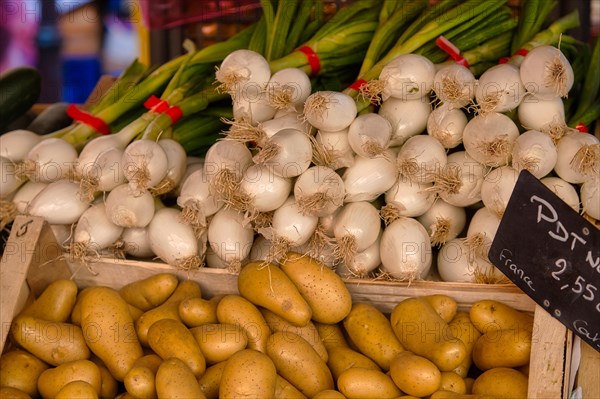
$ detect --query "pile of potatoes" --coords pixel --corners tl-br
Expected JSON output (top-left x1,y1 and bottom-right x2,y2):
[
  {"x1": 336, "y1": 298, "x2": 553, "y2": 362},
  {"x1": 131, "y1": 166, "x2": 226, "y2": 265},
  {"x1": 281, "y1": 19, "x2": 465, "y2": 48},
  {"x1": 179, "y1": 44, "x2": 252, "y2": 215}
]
[{"x1": 1, "y1": 252, "x2": 534, "y2": 399}]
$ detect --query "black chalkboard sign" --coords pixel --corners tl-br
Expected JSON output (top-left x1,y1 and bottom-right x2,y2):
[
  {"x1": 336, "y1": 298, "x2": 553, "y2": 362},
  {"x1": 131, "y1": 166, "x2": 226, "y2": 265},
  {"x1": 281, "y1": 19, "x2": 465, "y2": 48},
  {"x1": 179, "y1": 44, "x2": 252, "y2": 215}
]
[{"x1": 489, "y1": 170, "x2": 600, "y2": 352}]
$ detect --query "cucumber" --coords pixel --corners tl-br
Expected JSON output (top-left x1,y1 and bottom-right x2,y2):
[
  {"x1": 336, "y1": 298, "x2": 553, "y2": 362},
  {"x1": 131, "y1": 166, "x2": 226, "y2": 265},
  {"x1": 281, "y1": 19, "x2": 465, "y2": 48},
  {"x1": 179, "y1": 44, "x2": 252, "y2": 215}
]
[
  {"x1": 27, "y1": 102, "x2": 72, "y2": 134},
  {"x1": 0, "y1": 67, "x2": 41, "y2": 131}
]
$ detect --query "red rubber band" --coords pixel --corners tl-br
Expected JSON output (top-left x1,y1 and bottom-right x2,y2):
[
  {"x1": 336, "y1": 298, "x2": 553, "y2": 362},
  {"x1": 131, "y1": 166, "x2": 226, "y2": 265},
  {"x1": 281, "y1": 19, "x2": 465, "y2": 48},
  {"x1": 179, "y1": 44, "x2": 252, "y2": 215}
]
[
  {"x1": 144, "y1": 95, "x2": 183, "y2": 124},
  {"x1": 576, "y1": 122, "x2": 589, "y2": 133},
  {"x1": 515, "y1": 48, "x2": 529, "y2": 57},
  {"x1": 297, "y1": 45, "x2": 321, "y2": 76},
  {"x1": 66, "y1": 104, "x2": 111, "y2": 135},
  {"x1": 498, "y1": 57, "x2": 510, "y2": 64},
  {"x1": 436, "y1": 35, "x2": 469, "y2": 68},
  {"x1": 349, "y1": 79, "x2": 367, "y2": 92}
]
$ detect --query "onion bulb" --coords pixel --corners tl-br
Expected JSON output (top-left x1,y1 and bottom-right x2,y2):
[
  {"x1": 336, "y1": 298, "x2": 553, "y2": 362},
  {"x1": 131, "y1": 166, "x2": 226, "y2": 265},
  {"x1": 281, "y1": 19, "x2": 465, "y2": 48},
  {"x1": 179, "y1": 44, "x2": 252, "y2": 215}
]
[
  {"x1": 432, "y1": 63, "x2": 476, "y2": 108},
  {"x1": 304, "y1": 91, "x2": 357, "y2": 132},
  {"x1": 426, "y1": 103, "x2": 468, "y2": 149},
  {"x1": 203, "y1": 140, "x2": 253, "y2": 201},
  {"x1": 333, "y1": 201, "x2": 381, "y2": 265},
  {"x1": 580, "y1": 177, "x2": 600, "y2": 220},
  {"x1": 121, "y1": 139, "x2": 169, "y2": 196},
  {"x1": 266, "y1": 67, "x2": 312, "y2": 111},
  {"x1": 347, "y1": 113, "x2": 392, "y2": 158},
  {"x1": 232, "y1": 163, "x2": 292, "y2": 216},
  {"x1": 481, "y1": 166, "x2": 520, "y2": 218},
  {"x1": 518, "y1": 94, "x2": 566, "y2": 134},
  {"x1": 511, "y1": 130, "x2": 557, "y2": 178},
  {"x1": 519, "y1": 45, "x2": 574, "y2": 99},
  {"x1": 294, "y1": 166, "x2": 344, "y2": 217},
  {"x1": 338, "y1": 232, "x2": 381, "y2": 278},
  {"x1": 22, "y1": 138, "x2": 78, "y2": 183},
  {"x1": 207, "y1": 207, "x2": 255, "y2": 272},
  {"x1": 342, "y1": 150, "x2": 398, "y2": 203},
  {"x1": 150, "y1": 139, "x2": 187, "y2": 196},
  {"x1": 12, "y1": 181, "x2": 47, "y2": 214},
  {"x1": 27, "y1": 180, "x2": 91, "y2": 225},
  {"x1": 70, "y1": 202, "x2": 123, "y2": 260},
  {"x1": 177, "y1": 168, "x2": 223, "y2": 235},
  {"x1": 382, "y1": 178, "x2": 435, "y2": 221},
  {"x1": 462, "y1": 113, "x2": 519, "y2": 167},
  {"x1": 396, "y1": 134, "x2": 447, "y2": 183},
  {"x1": 122, "y1": 227, "x2": 154, "y2": 258},
  {"x1": 463, "y1": 206, "x2": 501, "y2": 263},
  {"x1": 104, "y1": 183, "x2": 155, "y2": 228},
  {"x1": 437, "y1": 238, "x2": 504, "y2": 283},
  {"x1": 540, "y1": 176, "x2": 580, "y2": 212},
  {"x1": 378, "y1": 54, "x2": 436, "y2": 101},
  {"x1": 0, "y1": 129, "x2": 42, "y2": 162},
  {"x1": 215, "y1": 49, "x2": 271, "y2": 98},
  {"x1": 253, "y1": 128, "x2": 312, "y2": 178},
  {"x1": 378, "y1": 97, "x2": 431, "y2": 147},
  {"x1": 416, "y1": 199, "x2": 466, "y2": 246},
  {"x1": 554, "y1": 131, "x2": 600, "y2": 184},
  {"x1": 313, "y1": 129, "x2": 355, "y2": 170},
  {"x1": 1, "y1": 156, "x2": 25, "y2": 199},
  {"x1": 475, "y1": 63, "x2": 525, "y2": 114},
  {"x1": 430, "y1": 151, "x2": 486, "y2": 207}
]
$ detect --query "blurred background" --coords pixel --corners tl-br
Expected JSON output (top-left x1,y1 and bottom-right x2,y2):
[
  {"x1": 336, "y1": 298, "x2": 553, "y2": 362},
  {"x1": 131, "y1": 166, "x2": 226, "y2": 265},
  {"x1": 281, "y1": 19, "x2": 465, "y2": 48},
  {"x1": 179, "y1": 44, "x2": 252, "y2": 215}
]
[{"x1": 1, "y1": 0, "x2": 598, "y2": 105}]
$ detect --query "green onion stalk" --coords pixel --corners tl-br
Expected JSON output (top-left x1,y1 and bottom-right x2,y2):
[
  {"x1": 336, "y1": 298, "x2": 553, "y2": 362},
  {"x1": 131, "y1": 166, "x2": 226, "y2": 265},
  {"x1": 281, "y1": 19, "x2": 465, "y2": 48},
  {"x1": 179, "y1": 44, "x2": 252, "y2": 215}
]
[{"x1": 568, "y1": 36, "x2": 600, "y2": 127}]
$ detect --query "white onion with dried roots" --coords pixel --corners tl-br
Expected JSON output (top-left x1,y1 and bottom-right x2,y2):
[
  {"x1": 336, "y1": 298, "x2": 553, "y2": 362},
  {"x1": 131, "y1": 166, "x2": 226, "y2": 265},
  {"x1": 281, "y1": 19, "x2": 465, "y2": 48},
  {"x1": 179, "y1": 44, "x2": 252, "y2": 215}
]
[
  {"x1": 318, "y1": 207, "x2": 341, "y2": 238},
  {"x1": 432, "y1": 63, "x2": 476, "y2": 108},
  {"x1": 464, "y1": 206, "x2": 501, "y2": 263},
  {"x1": 554, "y1": 131, "x2": 600, "y2": 184},
  {"x1": 261, "y1": 111, "x2": 311, "y2": 138},
  {"x1": 383, "y1": 178, "x2": 435, "y2": 219},
  {"x1": 294, "y1": 165, "x2": 345, "y2": 217},
  {"x1": 462, "y1": 112, "x2": 519, "y2": 167},
  {"x1": 580, "y1": 177, "x2": 600, "y2": 220},
  {"x1": 313, "y1": 129, "x2": 355, "y2": 170},
  {"x1": 540, "y1": 176, "x2": 580, "y2": 212},
  {"x1": 511, "y1": 130, "x2": 557, "y2": 178},
  {"x1": 342, "y1": 150, "x2": 398, "y2": 203},
  {"x1": 248, "y1": 235, "x2": 274, "y2": 262},
  {"x1": 12, "y1": 181, "x2": 47, "y2": 214},
  {"x1": 260, "y1": 195, "x2": 318, "y2": 262},
  {"x1": 337, "y1": 232, "x2": 381, "y2": 278},
  {"x1": 203, "y1": 140, "x2": 253, "y2": 200},
  {"x1": 22, "y1": 138, "x2": 78, "y2": 183},
  {"x1": 152, "y1": 139, "x2": 187, "y2": 195},
  {"x1": 71, "y1": 202, "x2": 123, "y2": 256},
  {"x1": 88, "y1": 147, "x2": 126, "y2": 193},
  {"x1": 0, "y1": 156, "x2": 25, "y2": 199},
  {"x1": 172, "y1": 160, "x2": 203, "y2": 198},
  {"x1": 347, "y1": 113, "x2": 392, "y2": 158},
  {"x1": 333, "y1": 201, "x2": 381, "y2": 265},
  {"x1": 426, "y1": 103, "x2": 468, "y2": 149},
  {"x1": 431, "y1": 151, "x2": 486, "y2": 207},
  {"x1": 481, "y1": 165, "x2": 520, "y2": 218},
  {"x1": 205, "y1": 245, "x2": 229, "y2": 269},
  {"x1": 266, "y1": 67, "x2": 312, "y2": 110},
  {"x1": 291, "y1": 236, "x2": 338, "y2": 269},
  {"x1": 304, "y1": 91, "x2": 357, "y2": 132},
  {"x1": 121, "y1": 139, "x2": 168, "y2": 196},
  {"x1": 236, "y1": 163, "x2": 292, "y2": 214},
  {"x1": 379, "y1": 216, "x2": 432, "y2": 281},
  {"x1": 437, "y1": 238, "x2": 504, "y2": 283},
  {"x1": 104, "y1": 183, "x2": 155, "y2": 228},
  {"x1": 27, "y1": 180, "x2": 91, "y2": 225},
  {"x1": 208, "y1": 207, "x2": 255, "y2": 271},
  {"x1": 177, "y1": 168, "x2": 223, "y2": 234},
  {"x1": 416, "y1": 198, "x2": 466, "y2": 246},
  {"x1": 378, "y1": 97, "x2": 431, "y2": 147},
  {"x1": 215, "y1": 49, "x2": 271, "y2": 98},
  {"x1": 233, "y1": 92, "x2": 277, "y2": 125},
  {"x1": 253, "y1": 128, "x2": 312, "y2": 178},
  {"x1": 396, "y1": 134, "x2": 447, "y2": 183},
  {"x1": 520, "y1": 45, "x2": 574, "y2": 99},
  {"x1": 517, "y1": 94, "x2": 566, "y2": 133},
  {"x1": 122, "y1": 227, "x2": 154, "y2": 258},
  {"x1": 0, "y1": 129, "x2": 43, "y2": 162},
  {"x1": 474, "y1": 63, "x2": 526, "y2": 114},
  {"x1": 148, "y1": 207, "x2": 202, "y2": 270},
  {"x1": 378, "y1": 53, "x2": 436, "y2": 101}
]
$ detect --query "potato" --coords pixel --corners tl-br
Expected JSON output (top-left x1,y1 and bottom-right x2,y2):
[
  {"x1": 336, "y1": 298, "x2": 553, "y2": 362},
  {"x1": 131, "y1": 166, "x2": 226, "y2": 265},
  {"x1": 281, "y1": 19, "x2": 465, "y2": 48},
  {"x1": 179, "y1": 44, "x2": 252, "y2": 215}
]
[
  {"x1": 326, "y1": 346, "x2": 380, "y2": 381},
  {"x1": 147, "y1": 318, "x2": 206, "y2": 377},
  {"x1": 429, "y1": 391, "x2": 495, "y2": 398},
  {"x1": 89, "y1": 357, "x2": 119, "y2": 399},
  {"x1": 390, "y1": 297, "x2": 466, "y2": 371},
  {"x1": 262, "y1": 309, "x2": 328, "y2": 362},
  {"x1": 11, "y1": 315, "x2": 90, "y2": 366},
  {"x1": 312, "y1": 390, "x2": 347, "y2": 399},
  {"x1": 472, "y1": 367, "x2": 528, "y2": 398},
  {"x1": 464, "y1": 377, "x2": 475, "y2": 394},
  {"x1": 472, "y1": 328, "x2": 532, "y2": 370},
  {"x1": 179, "y1": 296, "x2": 219, "y2": 327},
  {"x1": 0, "y1": 350, "x2": 49, "y2": 397},
  {"x1": 197, "y1": 361, "x2": 226, "y2": 399},
  {"x1": 37, "y1": 359, "x2": 101, "y2": 399},
  {"x1": 126, "y1": 304, "x2": 144, "y2": 322},
  {"x1": 389, "y1": 351, "x2": 441, "y2": 398},
  {"x1": 216, "y1": 295, "x2": 271, "y2": 353},
  {"x1": 55, "y1": 380, "x2": 99, "y2": 399},
  {"x1": 267, "y1": 331, "x2": 334, "y2": 397},
  {"x1": 132, "y1": 354, "x2": 163, "y2": 373},
  {"x1": 337, "y1": 367, "x2": 401, "y2": 399},
  {"x1": 280, "y1": 252, "x2": 352, "y2": 324},
  {"x1": 314, "y1": 322, "x2": 349, "y2": 350},
  {"x1": 124, "y1": 366, "x2": 156, "y2": 399},
  {"x1": 155, "y1": 358, "x2": 206, "y2": 399},
  {"x1": 439, "y1": 371, "x2": 467, "y2": 394},
  {"x1": 274, "y1": 375, "x2": 308, "y2": 399},
  {"x1": 190, "y1": 323, "x2": 248, "y2": 364},
  {"x1": 0, "y1": 386, "x2": 32, "y2": 399},
  {"x1": 448, "y1": 312, "x2": 481, "y2": 378},
  {"x1": 238, "y1": 261, "x2": 313, "y2": 326},
  {"x1": 469, "y1": 300, "x2": 534, "y2": 333},
  {"x1": 342, "y1": 303, "x2": 404, "y2": 370},
  {"x1": 119, "y1": 273, "x2": 179, "y2": 311},
  {"x1": 136, "y1": 279, "x2": 202, "y2": 346},
  {"x1": 219, "y1": 349, "x2": 277, "y2": 399},
  {"x1": 19, "y1": 279, "x2": 78, "y2": 322},
  {"x1": 423, "y1": 295, "x2": 458, "y2": 323},
  {"x1": 79, "y1": 287, "x2": 144, "y2": 381}
]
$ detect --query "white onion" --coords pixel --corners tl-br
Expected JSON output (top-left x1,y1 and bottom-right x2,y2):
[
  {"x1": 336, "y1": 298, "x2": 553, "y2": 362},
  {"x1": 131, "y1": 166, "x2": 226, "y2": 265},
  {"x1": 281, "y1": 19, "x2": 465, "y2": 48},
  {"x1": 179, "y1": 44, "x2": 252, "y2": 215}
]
[
  {"x1": 379, "y1": 216, "x2": 432, "y2": 281},
  {"x1": 266, "y1": 67, "x2": 312, "y2": 110},
  {"x1": 208, "y1": 207, "x2": 255, "y2": 271},
  {"x1": 23, "y1": 138, "x2": 78, "y2": 183},
  {"x1": 464, "y1": 206, "x2": 501, "y2": 262},
  {"x1": 177, "y1": 168, "x2": 224, "y2": 233},
  {"x1": 236, "y1": 163, "x2": 292, "y2": 214},
  {"x1": 462, "y1": 113, "x2": 519, "y2": 167},
  {"x1": 378, "y1": 97, "x2": 431, "y2": 147},
  {"x1": 203, "y1": 140, "x2": 253, "y2": 200},
  {"x1": 518, "y1": 94, "x2": 565, "y2": 132},
  {"x1": 50, "y1": 224, "x2": 71, "y2": 247},
  {"x1": 378, "y1": 54, "x2": 436, "y2": 101},
  {"x1": 437, "y1": 238, "x2": 504, "y2": 283},
  {"x1": 318, "y1": 207, "x2": 341, "y2": 238},
  {"x1": 338, "y1": 233, "x2": 381, "y2": 278},
  {"x1": 294, "y1": 166, "x2": 345, "y2": 217},
  {"x1": 152, "y1": 139, "x2": 187, "y2": 195},
  {"x1": 215, "y1": 49, "x2": 271, "y2": 98},
  {"x1": 260, "y1": 111, "x2": 311, "y2": 138},
  {"x1": 0, "y1": 129, "x2": 43, "y2": 162},
  {"x1": 121, "y1": 139, "x2": 169, "y2": 196},
  {"x1": 313, "y1": 129, "x2": 355, "y2": 170},
  {"x1": 205, "y1": 245, "x2": 229, "y2": 269},
  {"x1": 91, "y1": 147, "x2": 127, "y2": 193},
  {"x1": 540, "y1": 176, "x2": 580, "y2": 212},
  {"x1": 416, "y1": 199, "x2": 466, "y2": 246},
  {"x1": 347, "y1": 113, "x2": 392, "y2": 158},
  {"x1": 267, "y1": 195, "x2": 318, "y2": 248},
  {"x1": 580, "y1": 177, "x2": 600, "y2": 220},
  {"x1": 511, "y1": 130, "x2": 558, "y2": 178},
  {"x1": 253, "y1": 128, "x2": 312, "y2": 178},
  {"x1": 72, "y1": 202, "x2": 123, "y2": 253},
  {"x1": 342, "y1": 150, "x2": 398, "y2": 203},
  {"x1": 383, "y1": 178, "x2": 435, "y2": 218},
  {"x1": 396, "y1": 134, "x2": 447, "y2": 183},
  {"x1": 554, "y1": 131, "x2": 600, "y2": 184},
  {"x1": 172, "y1": 160, "x2": 204, "y2": 198},
  {"x1": 333, "y1": 201, "x2": 381, "y2": 265},
  {"x1": 248, "y1": 235, "x2": 274, "y2": 262},
  {"x1": 233, "y1": 94, "x2": 277, "y2": 125},
  {"x1": 475, "y1": 63, "x2": 525, "y2": 113},
  {"x1": 12, "y1": 181, "x2": 47, "y2": 214},
  {"x1": 304, "y1": 91, "x2": 357, "y2": 132},
  {"x1": 426, "y1": 103, "x2": 468, "y2": 149},
  {"x1": 481, "y1": 165, "x2": 520, "y2": 218},
  {"x1": 27, "y1": 180, "x2": 91, "y2": 225},
  {"x1": 104, "y1": 183, "x2": 155, "y2": 228},
  {"x1": 148, "y1": 207, "x2": 202, "y2": 269},
  {"x1": 432, "y1": 151, "x2": 486, "y2": 207},
  {"x1": 122, "y1": 227, "x2": 154, "y2": 258},
  {"x1": 291, "y1": 235, "x2": 338, "y2": 269},
  {"x1": 519, "y1": 45, "x2": 574, "y2": 99},
  {"x1": 1, "y1": 156, "x2": 25, "y2": 199},
  {"x1": 432, "y1": 63, "x2": 476, "y2": 108}
]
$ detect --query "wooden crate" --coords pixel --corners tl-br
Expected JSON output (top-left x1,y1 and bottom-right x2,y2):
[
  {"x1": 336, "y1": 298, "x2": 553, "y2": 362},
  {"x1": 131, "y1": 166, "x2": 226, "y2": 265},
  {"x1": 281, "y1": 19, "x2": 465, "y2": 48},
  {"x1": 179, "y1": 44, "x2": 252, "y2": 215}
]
[{"x1": 1, "y1": 215, "x2": 573, "y2": 398}]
